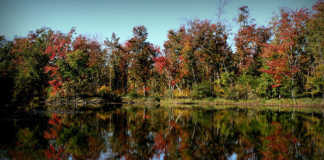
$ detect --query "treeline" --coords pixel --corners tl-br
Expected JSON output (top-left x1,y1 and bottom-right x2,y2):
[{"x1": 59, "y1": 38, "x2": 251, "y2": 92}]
[{"x1": 1, "y1": 1, "x2": 323, "y2": 106}]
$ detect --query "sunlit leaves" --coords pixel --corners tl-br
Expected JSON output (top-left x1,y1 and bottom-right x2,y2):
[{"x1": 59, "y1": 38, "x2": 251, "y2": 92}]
[
  {"x1": 235, "y1": 6, "x2": 271, "y2": 74},
  {"x1": 44, "y1": 29, "x2": 106, "y2": 98},
  {"x1": 261, "y1": 8, "x2": 310, "y2": 91}
]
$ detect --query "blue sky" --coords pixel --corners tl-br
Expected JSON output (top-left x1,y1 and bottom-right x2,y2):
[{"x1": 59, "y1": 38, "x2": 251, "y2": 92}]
[{"x1": 0, "y1": 0, "x2": 317, "y2": 49}]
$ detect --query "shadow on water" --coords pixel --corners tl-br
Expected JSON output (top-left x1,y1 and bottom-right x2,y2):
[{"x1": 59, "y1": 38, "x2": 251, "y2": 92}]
[{"x1": 1, "y1": 105, "x2": 324, "y2": 159}]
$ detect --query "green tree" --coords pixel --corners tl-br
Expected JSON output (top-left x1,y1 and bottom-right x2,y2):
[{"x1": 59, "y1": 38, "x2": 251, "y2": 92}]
[
  {"x1": 10, "y1": 28, "x2": 52, "y2": 106},
  {"x1": 0, "y1": 36, "x2": 15, "y2": 106},
  {"x1": 126, "y1": 26, "x2": 159, "y2": 96},
  {"x1": 105, "y1": 33, "x2": 129, "y2": 94},
  {"x1": 305, "y1": 0, "x2": 324, "y2": 98}
]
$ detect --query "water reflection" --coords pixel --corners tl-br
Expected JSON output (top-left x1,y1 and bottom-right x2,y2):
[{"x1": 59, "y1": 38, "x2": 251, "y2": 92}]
[{"x1": 1, "y1": 106, "x2": 324, "y2": 159}]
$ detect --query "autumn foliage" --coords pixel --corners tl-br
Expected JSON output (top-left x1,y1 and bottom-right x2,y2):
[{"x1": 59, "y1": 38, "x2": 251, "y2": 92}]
[{"x1": 1, "y1": 1, "x2": 324, "y2": 106}]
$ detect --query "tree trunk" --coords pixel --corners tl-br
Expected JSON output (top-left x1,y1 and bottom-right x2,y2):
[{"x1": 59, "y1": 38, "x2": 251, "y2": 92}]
[{"x1": 143, "y1": 84, "x2": 146, "y2": 97}]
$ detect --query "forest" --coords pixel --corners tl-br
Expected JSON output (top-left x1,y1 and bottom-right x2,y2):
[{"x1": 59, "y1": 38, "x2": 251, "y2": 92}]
[{"x1": 1, "y1": 1, "x2": 323, "y2": 107}]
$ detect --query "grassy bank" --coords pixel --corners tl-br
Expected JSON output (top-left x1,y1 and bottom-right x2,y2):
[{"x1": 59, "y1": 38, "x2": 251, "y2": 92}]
[
  {"x1": 123, "y1": 97, "x2": 324, "y2": 107},
  {"x1": 122, "y1": 97, "x2": 324, "y2": 113},
  {"x1": 161, "y1": 97, "x2": 324, "y2": 107},
  {"x1": 43, "y1": 96, "x2": 324, "y2": 113}
]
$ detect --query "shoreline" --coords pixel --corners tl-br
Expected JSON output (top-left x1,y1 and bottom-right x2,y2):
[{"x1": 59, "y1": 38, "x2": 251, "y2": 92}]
[
  {"x1": 125, "y1": 97, "x2": 324, "y2": 107},
  {"x1": 44, "y1": 96, "x2": 324, "y2": 107},
  {"x1": 123, "y1": 97, "x2": 324, "y2": 113},
  {"x1": 40, "y1": 96, "x2": 324, "y2": 113}
]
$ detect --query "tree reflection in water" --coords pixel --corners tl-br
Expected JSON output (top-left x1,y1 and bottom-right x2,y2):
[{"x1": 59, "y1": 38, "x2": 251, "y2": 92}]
[{"x1": 1, "y1": 106, "x2": 324, "y2": 159}]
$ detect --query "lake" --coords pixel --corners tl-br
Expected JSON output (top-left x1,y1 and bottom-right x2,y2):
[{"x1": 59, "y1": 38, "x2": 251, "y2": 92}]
[{"x1": 1, "y1": 105, "x2": 324, "y2": 159}]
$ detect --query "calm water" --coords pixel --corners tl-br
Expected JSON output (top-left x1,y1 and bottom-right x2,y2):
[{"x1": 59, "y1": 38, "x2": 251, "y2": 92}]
[{"x1": 1, "y1": 105, "x2": 324, "y2": 160}]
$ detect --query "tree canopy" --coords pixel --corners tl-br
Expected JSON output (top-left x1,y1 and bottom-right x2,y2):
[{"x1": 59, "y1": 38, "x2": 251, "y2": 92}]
[{"x1": 1, "y1": 1, "x2": 323, "y2": 107}]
